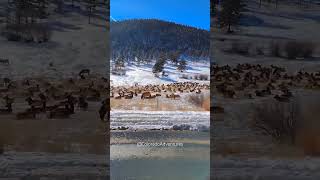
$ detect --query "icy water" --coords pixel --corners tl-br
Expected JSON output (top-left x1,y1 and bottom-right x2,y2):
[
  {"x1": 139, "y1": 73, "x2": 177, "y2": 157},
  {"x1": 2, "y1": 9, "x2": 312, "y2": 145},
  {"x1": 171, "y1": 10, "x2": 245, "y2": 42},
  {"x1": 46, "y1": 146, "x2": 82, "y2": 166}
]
[
  {"x1": 111, "y1": 131, "x2": 210, "y2": 180},
  {"x1": 110, "y1": 111, "x2": 210, "y2": 179}
]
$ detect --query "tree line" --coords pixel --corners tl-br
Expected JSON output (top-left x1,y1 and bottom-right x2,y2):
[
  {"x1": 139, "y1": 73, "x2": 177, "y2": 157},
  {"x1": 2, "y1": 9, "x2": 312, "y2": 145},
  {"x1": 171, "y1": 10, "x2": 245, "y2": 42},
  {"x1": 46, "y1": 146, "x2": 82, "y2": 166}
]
[
  {"x1": 111, "y1": 19, "x2": 210, "y2": 62},
  {"x1": 113, "y1": 51, "x2": 188, "y2": 76}
]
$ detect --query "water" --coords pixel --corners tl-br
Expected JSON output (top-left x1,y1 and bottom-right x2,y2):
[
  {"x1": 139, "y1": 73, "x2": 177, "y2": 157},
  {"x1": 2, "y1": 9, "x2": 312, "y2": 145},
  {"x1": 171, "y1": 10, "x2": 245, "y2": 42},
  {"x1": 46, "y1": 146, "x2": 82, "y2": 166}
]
[
  {"x1": 111, "y1": 143, "x2": 210, "y2": 180},
  {"x1": 110, "y1": 110, "x2": 210, "y2": 179},
  {"x1": 111, "y1": 131, "x2": 210, "y2": 180}
]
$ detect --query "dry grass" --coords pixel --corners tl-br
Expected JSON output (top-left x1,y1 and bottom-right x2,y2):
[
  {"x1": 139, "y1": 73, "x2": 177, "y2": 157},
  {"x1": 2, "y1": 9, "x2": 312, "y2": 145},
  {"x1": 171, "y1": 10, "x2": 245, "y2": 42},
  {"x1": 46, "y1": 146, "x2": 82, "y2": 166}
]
[
  {"x1": 252, "y1": 93, "x2": 320, "y2": 156},
  {"x1": 187, "y1": 93, "x2": 210, "y2": 111},
  {"x1": 285, "y1": 41, "x2": 316, "y2": 59},
  {"x1": 111, "y1": 92, "x2": 210, "y2": 111},
  {"x1": 202, "y1": 98, "x2": 210, "y2": 111},
  {"x1": 294, "y1": 94, "x2": 320, "y2": 156},
  {"x1": 270, "y1": 40, "x2": 282, "y2": 57},
  {"x1": 296, "y1": 130, "x2": 320, "y2": 156},
  {"x1": 251, "y1": 99, "x2": 300, "y2": 144},
  {"x1": 0, "y1": 103, "x2": 107, "y2": 154}
]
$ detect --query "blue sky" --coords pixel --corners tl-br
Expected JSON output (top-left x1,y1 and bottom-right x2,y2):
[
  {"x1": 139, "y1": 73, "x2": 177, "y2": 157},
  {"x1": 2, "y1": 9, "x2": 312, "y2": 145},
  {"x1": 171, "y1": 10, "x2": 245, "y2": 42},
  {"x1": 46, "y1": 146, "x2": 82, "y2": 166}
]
[{"x1": 111, "y1": 0, "x2": 210, "y2": 30}]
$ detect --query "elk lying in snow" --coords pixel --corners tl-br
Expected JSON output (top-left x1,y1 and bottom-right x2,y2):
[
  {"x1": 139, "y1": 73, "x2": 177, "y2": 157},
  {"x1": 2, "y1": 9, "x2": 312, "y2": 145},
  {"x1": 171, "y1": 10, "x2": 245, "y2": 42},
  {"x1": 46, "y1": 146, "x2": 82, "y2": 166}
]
[
  {"x1": 111, "y1": 82, "x2": 209, "y2": 100},
  {"x1": 3, "y1": 78, "x2": 10, "y2": 87},
  {"x1": 141, "y1": 92, "x2": 157, "y2": 99},
  {"x1": 124, "y1": 92, "x2": 133, "y2": 99},
  {"x1": 79, "y1": 69, "x2": 90, "y2": 76},
  {"x1": 47, "y1": 96, "x2": 75, "y2": 119},
  {"x1": 79, "y1": 69, "x2": 90, "y2": 79},
  {"x1": 166, "y1": 93, "x2": 180, "y2": 99},
  {"x1": 141, "y1": 92, "x2": 151, "y2": 99},
  {"x1": 114, "y1": 94, "x2": 121, "y2": 99},
  {"x1": 25, "y1": 97, "x2": 46, "y2": 111}
]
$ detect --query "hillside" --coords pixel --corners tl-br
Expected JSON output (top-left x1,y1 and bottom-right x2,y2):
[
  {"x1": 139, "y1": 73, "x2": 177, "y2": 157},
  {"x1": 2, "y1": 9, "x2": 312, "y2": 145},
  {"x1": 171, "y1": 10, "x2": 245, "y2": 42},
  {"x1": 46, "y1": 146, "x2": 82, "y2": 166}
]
[
  {"x1": 110, "y1": 19, "x2": 210, "y2": 60},
  {"x1": 211, "y1": 1, "x2": 320, "y2": 179},
  {"x1": 0, "y1": 0, "x2": 109, "y2": 79}
]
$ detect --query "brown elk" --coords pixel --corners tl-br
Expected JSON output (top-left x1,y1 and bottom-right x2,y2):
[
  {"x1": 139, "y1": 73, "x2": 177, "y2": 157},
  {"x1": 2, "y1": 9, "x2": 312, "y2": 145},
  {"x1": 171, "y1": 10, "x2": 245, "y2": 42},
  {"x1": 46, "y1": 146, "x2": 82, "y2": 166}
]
[
  {"x1": 79, "y1": 69, "x2": 90, "y2": 76},
  {"x1": 99, "y1": 99, "x2": 109, "y2": 121},
  {"x1": 0, "y1": 101, "x2": 12, "y2": 114},
  {"x1": 114, "y1": 94, "x2": 122, "y2": 99},
  {"x1": 124, "y1": 92, "x2": 134, "y2": 99},
  {"x1": 141, "y1": 92, "x2": 152, "y2": 99},
  {"x1": 78, "y1": 95, "x2": 88, "y2": 110},
  {"x1": 274, "y1": 95, "x2": 290, "y2": 102},
  {"x1": 166, "y1": 93, "x2": 180, "y2": 99},
  {"x1": 25, "y1": 97, "x2": 46, "y2": 111}
]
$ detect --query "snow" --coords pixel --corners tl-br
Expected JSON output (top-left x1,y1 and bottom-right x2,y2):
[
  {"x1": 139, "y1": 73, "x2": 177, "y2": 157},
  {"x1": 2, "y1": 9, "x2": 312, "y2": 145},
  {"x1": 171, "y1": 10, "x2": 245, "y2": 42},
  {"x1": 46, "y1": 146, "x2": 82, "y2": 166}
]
[
  {"x1": 110, "y1": 110, "x2": 210, "y2": 131},
  {"x1": 110, "y1": 61, "x2": 210, "y2": 86}
]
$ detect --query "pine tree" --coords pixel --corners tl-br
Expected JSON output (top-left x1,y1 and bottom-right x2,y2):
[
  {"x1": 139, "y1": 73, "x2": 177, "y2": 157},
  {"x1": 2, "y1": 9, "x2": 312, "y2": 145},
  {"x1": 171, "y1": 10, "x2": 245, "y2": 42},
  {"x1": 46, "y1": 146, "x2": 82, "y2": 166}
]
[
  {"x1": 54, "y1": 0, "x2": 64, "y2": 13},
  {"x1": 85, "y1": 0, "x2": 97, "y2": 24},
  {"x1": 177, "y1": 59, "x2": 187, "y2": 72},
  {"x1": 169, "y1": 51, "x2": 180, "y2": 65},
  {"x1": 115, "y1": 55, "x2": 125, "y2": 69},
  {"x1": 220, "y1": 0, "x2": 244, "y2": 33},
  {"x1": 152, "y1": 53, "x2": 166, "y2": 75}
]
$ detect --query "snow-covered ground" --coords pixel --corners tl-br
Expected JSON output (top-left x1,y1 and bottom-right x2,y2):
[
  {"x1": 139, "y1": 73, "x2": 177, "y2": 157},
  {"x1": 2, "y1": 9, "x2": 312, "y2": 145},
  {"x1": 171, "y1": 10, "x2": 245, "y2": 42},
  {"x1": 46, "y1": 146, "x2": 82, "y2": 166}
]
[
  {"x1": 0, "y1": 151, "x2": 108, "y2": 179},
  {"x1": 110, "y1": 110, "x2": 210, "y2": 131},
  {"x1": 110, "y1": 61, "x2": 209, "y2": 86},
  {"x1": 0, "y1": 1, "x2": 108, "y2": 79},
  {"x1": 212, "y1": 155, "x2": 320, "y2": 180}
]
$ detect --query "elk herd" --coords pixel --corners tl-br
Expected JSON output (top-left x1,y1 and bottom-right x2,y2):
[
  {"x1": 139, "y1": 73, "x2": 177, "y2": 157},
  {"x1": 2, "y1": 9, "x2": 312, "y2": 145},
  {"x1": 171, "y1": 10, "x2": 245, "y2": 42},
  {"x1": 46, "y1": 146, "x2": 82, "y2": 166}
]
[
  {"x1": 5, "y1": 63, "x2": 314, "y2": 119},
  {"x1": 110, "y1": 82, "x2": 210, "y2": 100},
  {"x1": 211, "y1": 63, "x2": 320, "y2": 113},
  {"x1": 0, "y1": 69, "x2": 110, "y2": 121}
]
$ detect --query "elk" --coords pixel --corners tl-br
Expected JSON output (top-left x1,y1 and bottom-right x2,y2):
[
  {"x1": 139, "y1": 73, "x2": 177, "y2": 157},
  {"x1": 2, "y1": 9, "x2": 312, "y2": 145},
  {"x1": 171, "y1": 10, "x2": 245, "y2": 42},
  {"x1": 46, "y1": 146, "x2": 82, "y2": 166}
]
[
  {"x1": 25, "y1": 97, "x2": 46, "y2": 111},
  {"x1": 79, "y1": 69, "x2": 90, "y2": 79},
  {"x1": 78, "y1": 95, "x2": 88, "y2": 110},
  {"x1": 99, "y1": 99, "x2": 109, "y2": 122},
  {"x1": 0, "y1": 101, "x2": 12, "y2": 114},
  {"x1": 124, "y1": 92, "x2": 134, "y2": 99},
  {"x1": 141, "y1": 92, "x2": 152, "y2": 99},
  {"x1": 3, "y1": 78, "x2": 10, "y2": 87},
  {"x1": 274, "y1": 95, "x2": 290, "y2": 102},
  {"x1": 166, "y1": 93, "x2": 180, "y2": 99}
]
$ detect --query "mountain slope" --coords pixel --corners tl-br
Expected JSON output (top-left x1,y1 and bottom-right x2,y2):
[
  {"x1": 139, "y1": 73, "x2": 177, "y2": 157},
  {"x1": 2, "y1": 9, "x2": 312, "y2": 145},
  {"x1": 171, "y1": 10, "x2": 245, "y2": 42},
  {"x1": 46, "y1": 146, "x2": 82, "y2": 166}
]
[{"x1": 110, "y1": 19, "x2": 210, "y2": 60}]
